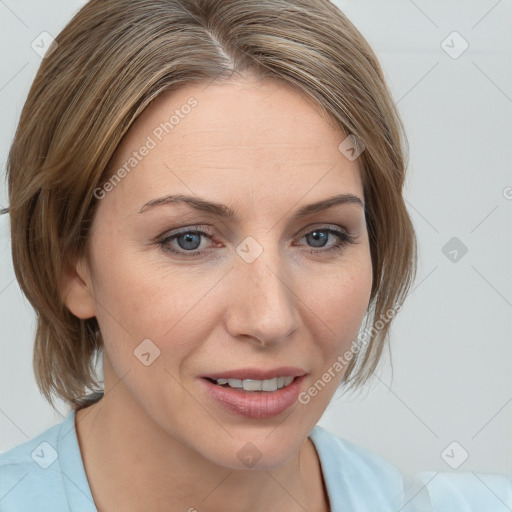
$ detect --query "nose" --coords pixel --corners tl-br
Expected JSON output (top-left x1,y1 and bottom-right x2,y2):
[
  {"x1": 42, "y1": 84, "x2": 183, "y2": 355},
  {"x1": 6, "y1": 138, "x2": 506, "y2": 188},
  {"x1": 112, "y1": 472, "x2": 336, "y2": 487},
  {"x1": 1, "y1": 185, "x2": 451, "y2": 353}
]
[{"x1": 224, "y1": 243, "x2": 301, "y2": 348}]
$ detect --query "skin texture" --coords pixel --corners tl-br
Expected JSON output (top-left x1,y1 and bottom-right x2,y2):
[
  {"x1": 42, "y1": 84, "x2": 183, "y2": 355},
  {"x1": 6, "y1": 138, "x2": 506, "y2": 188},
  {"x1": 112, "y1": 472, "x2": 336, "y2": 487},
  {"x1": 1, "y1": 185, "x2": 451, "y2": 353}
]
[{"x1": 63, "y1": 75, "x2": 373, "y2": 512}]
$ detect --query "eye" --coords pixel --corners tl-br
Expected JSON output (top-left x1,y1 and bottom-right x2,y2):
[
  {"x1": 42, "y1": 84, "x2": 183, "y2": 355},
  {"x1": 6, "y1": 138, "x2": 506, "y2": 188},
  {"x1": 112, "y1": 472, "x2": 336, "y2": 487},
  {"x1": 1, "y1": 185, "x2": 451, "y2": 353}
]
[
  {"x1": 295, "y1": 227, "x2": 356, "y2": 255},
  {"x1": 156, "y1": 224, "x2": 357, "y2": 259},
  {"x1": 157, "y1": 227, "x2": 216, "y2": 259}
]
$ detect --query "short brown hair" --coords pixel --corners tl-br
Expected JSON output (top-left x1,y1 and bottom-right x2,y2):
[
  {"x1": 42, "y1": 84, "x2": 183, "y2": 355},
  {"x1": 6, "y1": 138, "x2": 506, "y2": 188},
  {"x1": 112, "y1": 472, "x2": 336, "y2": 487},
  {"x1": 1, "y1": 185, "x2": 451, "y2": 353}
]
[{"x1": 5, "y1": 0, "x2": 417, "y2": 409}]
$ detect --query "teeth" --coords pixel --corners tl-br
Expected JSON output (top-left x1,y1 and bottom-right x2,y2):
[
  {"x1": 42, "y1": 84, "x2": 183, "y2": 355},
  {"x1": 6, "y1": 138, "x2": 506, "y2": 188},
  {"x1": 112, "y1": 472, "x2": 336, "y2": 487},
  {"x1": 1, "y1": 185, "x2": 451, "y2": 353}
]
[
  {"x1": 214, "y1": 376, "x2": 294, "y2": 391},
  {"x1": 262, "y1": 378, "x2": 277, "y2": 391},
  {"x1": 243, "y1": 379, "x2": 263, "y2": 391}
]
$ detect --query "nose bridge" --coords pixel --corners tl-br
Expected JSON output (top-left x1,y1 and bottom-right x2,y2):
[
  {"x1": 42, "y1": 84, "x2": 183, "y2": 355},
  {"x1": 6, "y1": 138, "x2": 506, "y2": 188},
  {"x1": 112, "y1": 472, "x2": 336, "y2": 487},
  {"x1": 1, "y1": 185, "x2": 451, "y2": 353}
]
[{"x1": 226, "y1": 233, "x2": 300, "y2": 344}]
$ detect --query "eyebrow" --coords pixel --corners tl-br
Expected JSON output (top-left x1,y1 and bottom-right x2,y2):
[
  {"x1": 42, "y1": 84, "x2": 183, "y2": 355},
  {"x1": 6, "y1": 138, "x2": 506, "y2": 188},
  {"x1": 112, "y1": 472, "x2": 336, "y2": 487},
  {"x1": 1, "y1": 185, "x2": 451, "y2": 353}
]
[{"x1": 137, "y1": 192, "x2": 365, "y2": 219}]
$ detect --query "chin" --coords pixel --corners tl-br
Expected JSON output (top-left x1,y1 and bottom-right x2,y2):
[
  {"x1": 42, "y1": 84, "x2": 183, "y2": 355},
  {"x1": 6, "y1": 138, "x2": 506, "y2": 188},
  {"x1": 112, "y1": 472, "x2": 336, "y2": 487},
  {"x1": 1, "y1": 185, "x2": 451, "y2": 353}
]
[{"x1": 188, "y1": 420, "x2": 311, "y2": 471}]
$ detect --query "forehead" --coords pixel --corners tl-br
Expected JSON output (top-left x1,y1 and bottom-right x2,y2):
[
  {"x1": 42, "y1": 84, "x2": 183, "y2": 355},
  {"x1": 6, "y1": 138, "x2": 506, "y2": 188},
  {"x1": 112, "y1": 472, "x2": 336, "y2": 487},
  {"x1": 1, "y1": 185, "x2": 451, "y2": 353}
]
[{"x1": 102, "y1": 77, "x2": 363, "y2": 215}]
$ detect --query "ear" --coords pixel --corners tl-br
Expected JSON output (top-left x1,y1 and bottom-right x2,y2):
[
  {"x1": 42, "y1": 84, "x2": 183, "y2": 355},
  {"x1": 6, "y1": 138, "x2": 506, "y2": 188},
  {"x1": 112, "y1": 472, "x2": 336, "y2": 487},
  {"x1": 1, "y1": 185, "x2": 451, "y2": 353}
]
[{"x1": 59, "y1": 256, "x2": 97, "y2": 319}]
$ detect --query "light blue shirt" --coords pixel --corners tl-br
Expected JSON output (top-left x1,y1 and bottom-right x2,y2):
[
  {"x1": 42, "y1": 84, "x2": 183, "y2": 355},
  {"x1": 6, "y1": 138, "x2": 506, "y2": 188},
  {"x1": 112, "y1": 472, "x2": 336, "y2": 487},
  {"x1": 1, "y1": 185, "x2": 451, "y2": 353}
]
[{"x1": 1, "y1": 410, "x2": 511, "y2": 511}]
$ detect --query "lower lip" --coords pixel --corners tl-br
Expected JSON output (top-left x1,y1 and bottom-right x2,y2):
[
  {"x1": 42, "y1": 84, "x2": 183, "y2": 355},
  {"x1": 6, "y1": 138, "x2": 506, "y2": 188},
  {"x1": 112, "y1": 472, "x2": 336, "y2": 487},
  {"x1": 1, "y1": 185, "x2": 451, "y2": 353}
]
[{"x1": 200, "y1": 376, "x2": 306, "y2": 419}]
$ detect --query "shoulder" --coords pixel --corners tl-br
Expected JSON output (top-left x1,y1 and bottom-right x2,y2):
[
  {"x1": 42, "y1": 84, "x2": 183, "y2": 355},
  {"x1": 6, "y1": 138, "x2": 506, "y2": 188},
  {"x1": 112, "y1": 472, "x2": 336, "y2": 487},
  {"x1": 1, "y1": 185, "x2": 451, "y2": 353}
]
[
  {"x1": 309, "y1": 425, "x2": 405, "y2": 511},
  {"x1": 310, "y1": 428, "x2": 512, "y2": 511},
  {"x1": 0, "y1": 413, "x2": 74, "y2": 512},
  {"x1": 414, "y1": 470, "x2": 512, "y2": 511}
]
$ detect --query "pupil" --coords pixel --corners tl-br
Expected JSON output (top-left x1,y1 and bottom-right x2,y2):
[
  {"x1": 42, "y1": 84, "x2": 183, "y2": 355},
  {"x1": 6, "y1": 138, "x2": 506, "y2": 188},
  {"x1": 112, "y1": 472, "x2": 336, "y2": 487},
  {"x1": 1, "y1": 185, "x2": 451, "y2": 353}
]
[
  {"x1": 178, "y1": 233, "x2": 201, "y2": 251},
  {"x1": 308, "y1": 230, "x2": 327, "y2": 248}
]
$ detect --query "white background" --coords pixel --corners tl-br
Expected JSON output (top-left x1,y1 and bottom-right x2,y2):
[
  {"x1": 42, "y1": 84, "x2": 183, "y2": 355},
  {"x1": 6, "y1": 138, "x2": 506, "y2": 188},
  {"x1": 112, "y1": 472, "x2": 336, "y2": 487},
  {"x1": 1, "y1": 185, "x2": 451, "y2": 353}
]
[{"x1": 1, "y1": 0, "x2": 511, "y2": 479}]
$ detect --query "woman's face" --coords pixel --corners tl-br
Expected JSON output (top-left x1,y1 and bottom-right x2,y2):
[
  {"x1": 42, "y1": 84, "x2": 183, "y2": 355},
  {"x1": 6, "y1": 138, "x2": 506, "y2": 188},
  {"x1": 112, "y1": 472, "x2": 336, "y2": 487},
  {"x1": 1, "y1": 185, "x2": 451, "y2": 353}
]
[{"x1": 70, "y1": 76, "x2": 372, "y2": 469}]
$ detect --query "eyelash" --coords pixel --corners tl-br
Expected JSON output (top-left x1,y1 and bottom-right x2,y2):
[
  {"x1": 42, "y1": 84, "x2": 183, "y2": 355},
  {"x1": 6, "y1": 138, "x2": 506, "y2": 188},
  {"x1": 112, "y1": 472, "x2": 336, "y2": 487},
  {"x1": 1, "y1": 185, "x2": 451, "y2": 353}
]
[{"x1": 156, "y1": 225, "x2": 357, "y2": 259}]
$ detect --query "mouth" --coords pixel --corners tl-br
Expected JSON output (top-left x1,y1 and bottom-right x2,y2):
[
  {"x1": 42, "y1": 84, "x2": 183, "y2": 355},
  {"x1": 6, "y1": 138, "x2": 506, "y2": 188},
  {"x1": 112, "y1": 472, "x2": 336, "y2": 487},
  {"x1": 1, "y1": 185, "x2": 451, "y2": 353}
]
[{"x1": 199, "y1": 368, "x2": 307, "y2": 419}]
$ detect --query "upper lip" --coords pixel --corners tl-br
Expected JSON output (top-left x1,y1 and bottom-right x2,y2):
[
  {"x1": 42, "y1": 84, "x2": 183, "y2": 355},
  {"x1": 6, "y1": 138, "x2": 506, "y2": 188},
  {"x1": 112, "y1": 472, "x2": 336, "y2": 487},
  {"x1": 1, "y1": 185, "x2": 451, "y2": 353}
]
[{"x1": 203, "y1": 367, "x2": 307, "y2": 381}]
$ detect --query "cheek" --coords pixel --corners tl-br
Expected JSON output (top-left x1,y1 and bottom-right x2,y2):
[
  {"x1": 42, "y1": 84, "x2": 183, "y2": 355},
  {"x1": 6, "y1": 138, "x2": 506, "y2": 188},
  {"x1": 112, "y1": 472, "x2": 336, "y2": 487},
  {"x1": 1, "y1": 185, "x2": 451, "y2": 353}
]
[
  {"x1": 305, "y1": 248, "x2": 373, "y2": 344},
  {"x1": 295, "y1": 254, "x2": 372, "y2": 408},
  {"x1": 89, "y1": 256, "x2": 206, "y2": 413},
  {"x1": 89, "y1": 246, "x2": 221, "y2": 369}
]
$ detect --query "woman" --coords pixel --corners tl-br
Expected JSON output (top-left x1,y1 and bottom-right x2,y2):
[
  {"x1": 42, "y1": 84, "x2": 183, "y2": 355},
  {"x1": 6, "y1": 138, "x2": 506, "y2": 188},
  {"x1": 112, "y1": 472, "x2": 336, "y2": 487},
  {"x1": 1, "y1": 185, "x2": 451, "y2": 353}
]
[{"x1": 1, "y1": 1, "x2": 509, "y2": 511}]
